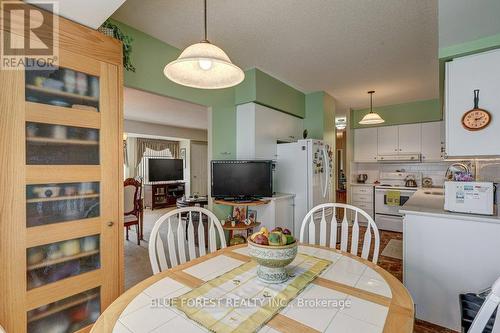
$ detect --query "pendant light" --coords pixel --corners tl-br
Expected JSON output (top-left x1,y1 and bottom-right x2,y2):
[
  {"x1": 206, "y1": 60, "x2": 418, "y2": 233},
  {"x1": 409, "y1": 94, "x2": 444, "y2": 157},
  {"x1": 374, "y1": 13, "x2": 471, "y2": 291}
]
[
  {"x1": 164, "y1": 0, "x2": 245, "y2": 89},
  {"x1": 359, "y1": 90, "x2": 385, "y2": 125}
]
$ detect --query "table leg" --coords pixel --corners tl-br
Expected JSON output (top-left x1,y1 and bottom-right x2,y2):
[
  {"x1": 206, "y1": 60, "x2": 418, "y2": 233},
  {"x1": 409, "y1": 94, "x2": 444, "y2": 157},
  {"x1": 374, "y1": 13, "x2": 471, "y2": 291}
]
[{"x1": 228, "y1": 230, "x2": 233, "y2": 246}]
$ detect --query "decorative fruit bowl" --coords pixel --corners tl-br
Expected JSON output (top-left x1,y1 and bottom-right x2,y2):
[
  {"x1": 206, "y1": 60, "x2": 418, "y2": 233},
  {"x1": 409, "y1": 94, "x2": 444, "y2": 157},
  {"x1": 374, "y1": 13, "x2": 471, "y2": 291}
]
[{"x1": 248, "y1": 227, "x2": 298, "y2": 284}]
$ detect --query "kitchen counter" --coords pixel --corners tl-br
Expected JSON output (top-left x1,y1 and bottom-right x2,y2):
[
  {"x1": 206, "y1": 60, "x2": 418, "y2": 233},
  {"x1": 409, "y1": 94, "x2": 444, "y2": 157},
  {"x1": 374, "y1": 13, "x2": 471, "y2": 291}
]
[
  {"x1": 400, "y1": 189, "x2": 500, "y2": 224},
  {"x1": 401, "y1": 188, "x2": 500, "y2": 330},
  {"x1": 349, "y1": 183, "x2": 376, "y2": 186}
]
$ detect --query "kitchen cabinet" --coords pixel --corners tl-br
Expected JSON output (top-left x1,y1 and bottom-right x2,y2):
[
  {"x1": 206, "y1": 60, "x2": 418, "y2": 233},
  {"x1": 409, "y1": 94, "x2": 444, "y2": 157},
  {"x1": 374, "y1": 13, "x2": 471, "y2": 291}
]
[
  {"x1": 421, "y1": 121, "x2": 444, "y2": 161},
  {"x1": 398, "y1": 123, "x2": 421, "y2": 153},
  {"x1": 237, "y1": 103, "x2": 303, "y2": 160},
  {"x1": 353, "y1": 127, "x2": 378, "y2": 162},
  {"x1": 349, "y1": 185, "x2": 374, "y2": 223},
  {"x1": 0, "y1": 9, "x2": 123, "y2": 333},
  {"x1": 377, "y1": 126, "x2": 398, "y2": 155},
  {"x1": 377, "y1": 124, "x2": 421, "y2": 155},
  {"x1": 254, "y1": 194, "x2": 295, "y2": 233},
  {"x1": 445, "y1": 49, "x2": 500, "y2": 157}
]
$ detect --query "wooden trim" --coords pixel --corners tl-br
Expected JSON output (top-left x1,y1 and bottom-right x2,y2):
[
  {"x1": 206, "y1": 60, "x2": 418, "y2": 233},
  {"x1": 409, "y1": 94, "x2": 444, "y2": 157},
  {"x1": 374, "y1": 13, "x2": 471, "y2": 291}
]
[
  {"x1": 268, "y1": 314, "x2": 321, "y2": 333},
  {"x1": 0, "y1": 2, "x2": 122, "y2": 65},
  {"x1": 91, "y1": 244, "x2": 414, "y2": 333},
  {"x1": 28, "y1": 292, "x2": 99, "y2": 322},
  {"x1": 214, "y1": 199, "x2": 270, "y2": 206},
  {"x1": 26, "y1": 85, "x2": 99, "y2": 103},
  {"x1": 28, "y1": 249, "x2": 100, "y2": 271},
  {"x1": 27, "y1": 137, "x2": 99, "y2": 146},
  {"x1": 170, "y1": 271, "x2": 204, "y2": 288},
  {"x1": 314, "y1": 277, "x2": 391, "y2": 307},
  {"x1": 0, "y1": 54, "x2": 27, "y2": 332},
  {"x1": 117, "y1": 55, "x2": 125, "y2": 296},
  {"x1": 26, "y1": 102, "x2": 100, "y2": 128},
  {"x1": 27, "y1": 270, "x2": 102, "y2": 310},
  {"x1": 58, "y1": 49, "x2": 101, "y2": 77},
  {"x1": 26, "y1": 165, "x2": 101, "y2": 184},
  {"x1": 26, "y1": 218, "x2": 101, "y2": 247}
]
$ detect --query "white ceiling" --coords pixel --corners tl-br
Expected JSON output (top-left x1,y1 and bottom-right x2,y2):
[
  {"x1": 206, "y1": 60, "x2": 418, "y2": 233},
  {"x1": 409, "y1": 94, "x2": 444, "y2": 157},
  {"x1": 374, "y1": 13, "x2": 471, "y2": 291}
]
[
  {"x1": 113, "y1": 0, "x2": 438, "y2": 109},
  {"x1": 124, "y1": 87, "x2": 208, "y2": 130},
  {"x1": 439, "y1": 0, "x2": 500, "y2": 48},
  {"x1": 27, "y1": 0, "x2": 126, "y2": 29}
]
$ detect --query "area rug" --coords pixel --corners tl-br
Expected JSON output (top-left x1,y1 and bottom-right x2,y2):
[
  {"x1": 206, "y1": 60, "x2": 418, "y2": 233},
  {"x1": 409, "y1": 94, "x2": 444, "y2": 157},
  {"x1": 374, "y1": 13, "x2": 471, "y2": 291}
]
[{"x1": 381, "y1": 239, "x2": 403, "y2": 260}]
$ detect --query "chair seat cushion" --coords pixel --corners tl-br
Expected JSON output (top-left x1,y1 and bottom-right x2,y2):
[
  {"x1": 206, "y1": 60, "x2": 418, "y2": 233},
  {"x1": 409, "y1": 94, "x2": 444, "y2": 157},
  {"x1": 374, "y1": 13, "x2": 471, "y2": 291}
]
[{"x1": 124, "y1": 215, "x2": 138, "y2": 224}]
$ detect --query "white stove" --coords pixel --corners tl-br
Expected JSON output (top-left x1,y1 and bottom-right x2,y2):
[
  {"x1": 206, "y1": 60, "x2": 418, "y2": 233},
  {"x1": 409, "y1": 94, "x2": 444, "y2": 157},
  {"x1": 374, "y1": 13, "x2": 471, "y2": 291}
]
[{"x1": 375, "y1": 172, "x2": 420, "y2": 232}]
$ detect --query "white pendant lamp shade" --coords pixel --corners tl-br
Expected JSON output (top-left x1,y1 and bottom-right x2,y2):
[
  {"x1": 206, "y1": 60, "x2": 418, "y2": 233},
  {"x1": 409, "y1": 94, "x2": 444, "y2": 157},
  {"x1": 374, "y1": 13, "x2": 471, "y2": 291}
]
[
  {"x1": 359, "y1": 90, "x2": 385, "y2": 125},
  {"x1": 359, "y1": 112, "x2": 385, "y2": 125},
  {"x1": 164, "y1": 41, "x2": 245, "y2": 89}
]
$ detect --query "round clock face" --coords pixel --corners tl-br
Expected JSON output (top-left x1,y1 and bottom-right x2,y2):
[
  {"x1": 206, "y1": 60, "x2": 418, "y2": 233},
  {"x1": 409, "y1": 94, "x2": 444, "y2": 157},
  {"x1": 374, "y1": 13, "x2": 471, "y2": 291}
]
[{"x1": 462, "y1": 109, "x2": 491, "y2": 131}]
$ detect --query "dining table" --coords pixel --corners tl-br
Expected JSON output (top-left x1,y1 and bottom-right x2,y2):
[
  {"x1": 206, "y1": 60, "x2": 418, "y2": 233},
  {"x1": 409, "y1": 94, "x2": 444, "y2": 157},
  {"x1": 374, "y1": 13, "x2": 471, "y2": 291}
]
[{"x1": 92, "y1": 244, "x2": 414, "y2": 333}]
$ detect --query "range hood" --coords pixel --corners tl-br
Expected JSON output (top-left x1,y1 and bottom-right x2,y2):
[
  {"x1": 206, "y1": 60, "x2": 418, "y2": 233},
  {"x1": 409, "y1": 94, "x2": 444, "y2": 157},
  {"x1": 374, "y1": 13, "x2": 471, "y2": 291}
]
[{"x1": 377, "y1": 154, "x2": 421, "y2": 163}]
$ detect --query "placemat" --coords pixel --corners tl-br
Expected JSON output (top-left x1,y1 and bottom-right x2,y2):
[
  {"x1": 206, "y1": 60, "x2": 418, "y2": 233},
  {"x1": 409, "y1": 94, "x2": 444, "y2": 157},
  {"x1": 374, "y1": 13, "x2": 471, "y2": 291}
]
[{"x1": 173, "y1": 253, "x2": 331, "y2": 333}]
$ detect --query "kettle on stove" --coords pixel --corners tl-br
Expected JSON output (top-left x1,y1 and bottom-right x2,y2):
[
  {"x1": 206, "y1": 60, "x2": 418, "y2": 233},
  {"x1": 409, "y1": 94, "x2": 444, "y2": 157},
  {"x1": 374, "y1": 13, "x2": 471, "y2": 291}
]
[{"x1": 404, "y1": 175, "x2": 417, "y2": 187}]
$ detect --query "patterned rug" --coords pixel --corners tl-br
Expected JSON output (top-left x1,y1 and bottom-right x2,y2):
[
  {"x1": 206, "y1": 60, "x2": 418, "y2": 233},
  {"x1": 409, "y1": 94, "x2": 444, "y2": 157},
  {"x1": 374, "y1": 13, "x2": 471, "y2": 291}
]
[{"x1": 381, "y1": 239, "x2": 403, "y2": 260}]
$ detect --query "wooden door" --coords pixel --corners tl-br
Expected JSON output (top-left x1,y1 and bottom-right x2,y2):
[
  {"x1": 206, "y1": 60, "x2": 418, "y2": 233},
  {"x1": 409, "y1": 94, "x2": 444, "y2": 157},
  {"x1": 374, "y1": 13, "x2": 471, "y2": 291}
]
[
  {"x1": 191, "y1": 141, "x2": 208, "y2": 196},
  {"x1": 377, "y1": 126, "x2": 398, "y2": 155},
  {"x1": 398, "y1": 123, "x2": 421, "y2": 153}
]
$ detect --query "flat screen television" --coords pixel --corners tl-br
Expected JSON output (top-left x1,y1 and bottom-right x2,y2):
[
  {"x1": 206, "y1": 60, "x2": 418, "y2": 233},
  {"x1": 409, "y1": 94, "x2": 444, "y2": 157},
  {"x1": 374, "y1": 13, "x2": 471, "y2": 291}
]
[
  {"x1": 211, "y1": 160, "x2": 273, "y2": 199},
  {"x1": 148, "y1": 159, "x2": 183, "y2": 182}
]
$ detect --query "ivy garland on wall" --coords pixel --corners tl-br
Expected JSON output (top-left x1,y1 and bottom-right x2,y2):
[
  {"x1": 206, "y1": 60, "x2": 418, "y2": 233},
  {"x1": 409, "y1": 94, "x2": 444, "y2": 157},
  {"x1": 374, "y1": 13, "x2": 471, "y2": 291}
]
[{"x1": 99, "y1": 20, "x2": 136, "y2": 72}]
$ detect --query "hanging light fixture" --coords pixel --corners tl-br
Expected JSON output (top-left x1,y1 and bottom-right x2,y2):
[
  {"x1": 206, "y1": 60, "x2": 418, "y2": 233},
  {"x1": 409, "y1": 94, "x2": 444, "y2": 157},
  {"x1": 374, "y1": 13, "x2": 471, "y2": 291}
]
[
  {"x1": 359, "y1": 90, "x2": 385, "y2": 125},
  {"x1": 164, "y1": 0, "x2": 245, "y2": 89}
]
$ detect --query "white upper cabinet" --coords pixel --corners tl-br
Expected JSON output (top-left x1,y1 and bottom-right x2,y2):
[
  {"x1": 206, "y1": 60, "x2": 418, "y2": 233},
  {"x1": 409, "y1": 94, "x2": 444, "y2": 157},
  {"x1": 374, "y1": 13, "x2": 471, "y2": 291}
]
[
  {"x1": 421, "y1": 121, "x2": 444, "y2": 161},
  {"x1": 398, "y1": 123, "x2": 421, "y2": 153},
  {"x1": 354, "y1": 122, "x2": 442, "y2": 162},
  {"x1": 445, "y1": 49, "x2": 500, "y2": 157},
  {"x1": 237, "y1": 103, "x2": 303, "y2": 160},
  {"x1": 377, "y1": 126, "x2": 398, "y2": 155},
  {"x1": 354, "y1": 127, "x2": 378, "y2": 162}
]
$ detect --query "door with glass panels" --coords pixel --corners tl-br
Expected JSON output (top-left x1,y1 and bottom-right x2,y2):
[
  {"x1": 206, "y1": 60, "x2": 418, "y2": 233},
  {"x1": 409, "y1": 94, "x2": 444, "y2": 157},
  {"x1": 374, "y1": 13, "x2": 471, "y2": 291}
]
[{"x1": 23, "y1": 50, "x2": 121, "y2": 333}]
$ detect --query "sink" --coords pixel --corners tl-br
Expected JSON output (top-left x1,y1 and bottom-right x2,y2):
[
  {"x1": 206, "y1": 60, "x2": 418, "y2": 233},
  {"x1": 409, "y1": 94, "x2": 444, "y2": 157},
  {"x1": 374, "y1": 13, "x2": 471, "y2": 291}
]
[{"x1": 423, "y1": 191, "x2": 443, "y2": 195}]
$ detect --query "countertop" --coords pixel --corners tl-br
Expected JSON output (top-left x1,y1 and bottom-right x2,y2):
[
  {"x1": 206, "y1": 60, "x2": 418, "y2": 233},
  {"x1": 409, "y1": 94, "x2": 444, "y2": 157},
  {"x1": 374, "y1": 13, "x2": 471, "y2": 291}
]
[
  {"x1": 350, "y1": 183, "x2": 376, "y2": 187},
  {"x1": 400, "y1": 189, "x2": 500, "y2": 224}
]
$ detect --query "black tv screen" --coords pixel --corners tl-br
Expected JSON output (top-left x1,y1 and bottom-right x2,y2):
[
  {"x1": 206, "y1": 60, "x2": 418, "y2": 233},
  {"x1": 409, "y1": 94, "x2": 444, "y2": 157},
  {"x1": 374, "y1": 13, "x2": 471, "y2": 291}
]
[
  {"x1": 148, "y1": 159, "x2": 183, "y2": 182},
  {"x1": 211, "y1": 160, "x2": 272, "y2": 199}
]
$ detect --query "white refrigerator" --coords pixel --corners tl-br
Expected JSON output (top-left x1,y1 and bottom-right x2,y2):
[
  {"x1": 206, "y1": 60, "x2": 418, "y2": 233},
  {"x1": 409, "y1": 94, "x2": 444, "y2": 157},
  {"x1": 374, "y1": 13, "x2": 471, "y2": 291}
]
[{"x1": 275, "y1": 139, "x2": 333, "y2": 236}]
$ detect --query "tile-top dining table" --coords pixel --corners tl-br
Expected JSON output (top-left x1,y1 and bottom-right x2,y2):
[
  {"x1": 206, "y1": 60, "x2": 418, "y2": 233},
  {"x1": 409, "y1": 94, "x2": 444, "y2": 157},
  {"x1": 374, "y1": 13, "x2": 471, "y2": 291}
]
[{"x1": 92, "y1": 244, "x2": 414, "y2": 333}]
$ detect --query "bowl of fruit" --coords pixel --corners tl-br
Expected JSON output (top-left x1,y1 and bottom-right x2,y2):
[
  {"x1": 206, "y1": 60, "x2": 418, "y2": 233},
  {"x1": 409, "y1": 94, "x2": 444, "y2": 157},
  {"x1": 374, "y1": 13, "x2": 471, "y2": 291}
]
[{"x1": 248, "y1": 227, "x2": 298, "y2": 284}]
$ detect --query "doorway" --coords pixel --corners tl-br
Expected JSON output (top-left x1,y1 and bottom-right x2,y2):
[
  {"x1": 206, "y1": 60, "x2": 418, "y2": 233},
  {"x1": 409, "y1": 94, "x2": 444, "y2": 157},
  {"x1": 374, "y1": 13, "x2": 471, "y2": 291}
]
[{"x1": 190, "y1": 141, "x2": 208, "y2": 196}]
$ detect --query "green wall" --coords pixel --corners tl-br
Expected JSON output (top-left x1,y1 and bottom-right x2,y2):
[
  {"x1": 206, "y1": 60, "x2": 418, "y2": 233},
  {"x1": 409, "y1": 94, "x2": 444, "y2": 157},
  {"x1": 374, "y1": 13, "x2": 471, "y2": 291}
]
[
  {"x1": 304, "y1": 92, "x2": 325, "y2": 139},
  {"x1": 350, "y1": 99, "x2": 441, "y2": 129},
  {"x1": 235, "y1": 68, "x2": 305, "y2": 118}
]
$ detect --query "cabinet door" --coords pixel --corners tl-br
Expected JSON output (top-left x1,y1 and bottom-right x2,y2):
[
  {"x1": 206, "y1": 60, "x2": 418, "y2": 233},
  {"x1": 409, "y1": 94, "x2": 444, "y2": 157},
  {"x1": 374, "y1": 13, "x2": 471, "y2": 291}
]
[
  {"x1": 398, "y1": 123, "x2": 421, "y2": 153},
  {"x1": 23, "y1": 52, "x2": 121, "y2": 332},
  {"x1": 254, "y1": 104, "x2": 278, "y2": 159},
  {"x1": 354, "y1": 128, "x2": 378, "y2": 162},
  {"x1": 446, "y1": 49, "x2": 500, "y2": 156},
  {"x1": 377, "y1": 126, "x2": 398, "y2": 155},
  {"x1": 421, "y1": 122, "x2": 443, "y2": 161}
]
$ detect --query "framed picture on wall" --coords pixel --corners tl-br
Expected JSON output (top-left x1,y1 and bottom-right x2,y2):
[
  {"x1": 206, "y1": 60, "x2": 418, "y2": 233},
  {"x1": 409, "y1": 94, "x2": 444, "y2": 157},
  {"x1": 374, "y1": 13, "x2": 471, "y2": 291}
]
[{"x1": 180, "y1": 148, "x2": 186, "y2": 167}]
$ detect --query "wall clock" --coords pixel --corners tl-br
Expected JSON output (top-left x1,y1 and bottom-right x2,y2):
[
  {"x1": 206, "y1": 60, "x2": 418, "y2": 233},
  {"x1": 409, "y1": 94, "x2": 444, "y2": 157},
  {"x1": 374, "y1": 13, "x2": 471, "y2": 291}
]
[{"x1": 461, "y1": 89, "x2": 491, "y2": 131}]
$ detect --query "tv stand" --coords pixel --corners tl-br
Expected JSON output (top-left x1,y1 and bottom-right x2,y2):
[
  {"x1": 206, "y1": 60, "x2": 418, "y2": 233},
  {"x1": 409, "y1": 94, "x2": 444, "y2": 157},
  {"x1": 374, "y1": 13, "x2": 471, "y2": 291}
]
[{"x1": 145, "y1": 182, "x2": 185, "y2": 210}]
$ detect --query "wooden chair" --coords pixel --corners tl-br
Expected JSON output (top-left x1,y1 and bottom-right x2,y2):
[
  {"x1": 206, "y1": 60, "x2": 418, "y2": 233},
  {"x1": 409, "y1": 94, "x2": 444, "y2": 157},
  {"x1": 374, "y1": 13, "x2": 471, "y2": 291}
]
[
  {"x1": 124, "y1": 178, "x2": 142, "y2": 245},
  {"x1": 468, "y1": 276, "x2": 500, "y2": 333},
  {"x1": 148, "y1": 207, "x2": 226, "y2": 274},
  {"x1": 299, "y1": 203, "x2": 380, "y2": 264}
]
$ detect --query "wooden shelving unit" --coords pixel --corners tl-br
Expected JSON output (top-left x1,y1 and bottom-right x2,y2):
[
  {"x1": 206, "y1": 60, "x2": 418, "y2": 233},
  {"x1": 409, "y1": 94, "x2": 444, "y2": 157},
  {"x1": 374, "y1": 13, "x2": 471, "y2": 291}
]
[
  {"x1": 26, "y1": 85, "x2": 99, "y2": 103},
  {"x1": 27, "y1": 193, "x2": 99, "y2": 203},
  {"x1": 27, "y1": 292, "x2": 99, "y2": 323},
  {"x1": 0, "y1": 7, "x2": 123, "y2": 332},
  {"x1": 27, "y1": 249, "x2": 100, "y2": 271},
  {"x1": 27, "y1": 137, "x2": 99, "y2": 146}
]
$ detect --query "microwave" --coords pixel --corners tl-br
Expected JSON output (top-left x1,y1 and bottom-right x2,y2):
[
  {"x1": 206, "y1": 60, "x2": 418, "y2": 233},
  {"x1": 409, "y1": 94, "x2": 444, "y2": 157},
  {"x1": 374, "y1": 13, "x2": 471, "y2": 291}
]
[{"x1": 444, "y1": 181, "x2": 495, "y2": 215}]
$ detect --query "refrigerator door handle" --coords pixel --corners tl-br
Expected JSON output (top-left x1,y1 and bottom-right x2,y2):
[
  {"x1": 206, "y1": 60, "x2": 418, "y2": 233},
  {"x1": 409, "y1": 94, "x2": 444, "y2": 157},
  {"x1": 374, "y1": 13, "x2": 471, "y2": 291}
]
[{"x1": 321, "y1": 146, "x2": 329, "y2": 198}]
